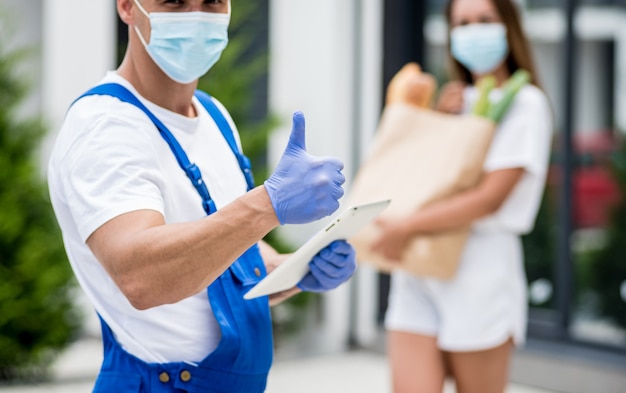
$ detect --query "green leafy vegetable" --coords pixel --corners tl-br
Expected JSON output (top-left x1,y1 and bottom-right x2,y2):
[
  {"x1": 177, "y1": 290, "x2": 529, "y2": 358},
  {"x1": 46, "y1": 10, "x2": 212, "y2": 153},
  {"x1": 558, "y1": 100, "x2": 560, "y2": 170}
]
[
  {"x1": 472, "y1": 75, "x2": 496, "y2": 117},
  {"x1": 486, "y1": 69, "x2": 530, "y2": 123}
]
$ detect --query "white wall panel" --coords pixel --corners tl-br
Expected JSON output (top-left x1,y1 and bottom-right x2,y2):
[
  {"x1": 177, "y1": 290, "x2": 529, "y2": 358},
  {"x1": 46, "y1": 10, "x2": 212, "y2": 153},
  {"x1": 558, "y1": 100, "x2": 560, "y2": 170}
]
[{"x1": 41, "y1": 0, "x2": 117, "y2": 166}]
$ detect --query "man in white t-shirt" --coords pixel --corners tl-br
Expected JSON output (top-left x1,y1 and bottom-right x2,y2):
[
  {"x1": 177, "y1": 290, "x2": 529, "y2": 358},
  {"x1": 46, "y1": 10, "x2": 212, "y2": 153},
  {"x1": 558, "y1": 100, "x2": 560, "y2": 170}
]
[{"x1": 47, "y1": 1, "x2": 356, "y2": 392}]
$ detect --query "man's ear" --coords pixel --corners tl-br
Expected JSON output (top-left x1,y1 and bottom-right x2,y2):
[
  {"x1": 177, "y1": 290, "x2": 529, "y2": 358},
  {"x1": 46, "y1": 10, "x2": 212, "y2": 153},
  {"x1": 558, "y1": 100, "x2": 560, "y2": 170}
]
[{"x1": 117, "y1": 0, "x2": 135, "y2": 26}]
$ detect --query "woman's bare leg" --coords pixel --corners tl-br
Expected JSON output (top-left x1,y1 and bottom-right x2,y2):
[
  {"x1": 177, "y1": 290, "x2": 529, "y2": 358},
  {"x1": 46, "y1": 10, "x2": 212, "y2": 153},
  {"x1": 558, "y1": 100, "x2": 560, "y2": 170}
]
[
  {"x1": 445, "y1": 338, "x2": 514, "y2": 393},
  {"x1": 388, "y1": 330, "x2": 446, "y2": 393}
]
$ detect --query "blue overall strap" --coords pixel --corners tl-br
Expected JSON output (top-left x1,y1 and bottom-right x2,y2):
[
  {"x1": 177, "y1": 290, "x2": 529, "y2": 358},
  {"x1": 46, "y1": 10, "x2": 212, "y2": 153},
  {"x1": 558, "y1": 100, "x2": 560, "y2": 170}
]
[{"x1": 193, "y1": 90, "x2": 255, "y2": 191}]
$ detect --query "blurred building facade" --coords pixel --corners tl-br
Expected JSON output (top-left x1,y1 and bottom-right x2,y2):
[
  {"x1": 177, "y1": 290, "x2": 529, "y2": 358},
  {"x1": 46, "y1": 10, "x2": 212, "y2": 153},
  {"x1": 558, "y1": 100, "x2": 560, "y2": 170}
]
[{"x1": 4, "y1": 0, "x2": 626, "y2": 392}]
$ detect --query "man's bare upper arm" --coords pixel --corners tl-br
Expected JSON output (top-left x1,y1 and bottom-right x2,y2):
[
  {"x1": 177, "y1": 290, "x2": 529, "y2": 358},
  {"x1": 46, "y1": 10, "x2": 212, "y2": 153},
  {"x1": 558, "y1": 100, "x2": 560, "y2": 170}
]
[{"x1": 86, "y1": 209, "x2": 164, "y2": 278}]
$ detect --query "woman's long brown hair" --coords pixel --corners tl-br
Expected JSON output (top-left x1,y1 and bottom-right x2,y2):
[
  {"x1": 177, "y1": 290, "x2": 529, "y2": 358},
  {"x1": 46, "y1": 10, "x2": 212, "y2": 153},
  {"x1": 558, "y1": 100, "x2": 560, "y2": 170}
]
[{"x1": 445, "y1": 0, "x2": 541, "y2": 87}]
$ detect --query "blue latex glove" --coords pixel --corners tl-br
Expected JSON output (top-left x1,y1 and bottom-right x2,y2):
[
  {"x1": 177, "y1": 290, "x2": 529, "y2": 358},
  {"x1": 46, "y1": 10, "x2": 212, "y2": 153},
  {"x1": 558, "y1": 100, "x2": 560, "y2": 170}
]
[
  {"x1": 264, "y1": 112, "x2": 345, "y2": 225},
  {"x1": 297, "y1": 240, "x2": 357, "y2": 293}
]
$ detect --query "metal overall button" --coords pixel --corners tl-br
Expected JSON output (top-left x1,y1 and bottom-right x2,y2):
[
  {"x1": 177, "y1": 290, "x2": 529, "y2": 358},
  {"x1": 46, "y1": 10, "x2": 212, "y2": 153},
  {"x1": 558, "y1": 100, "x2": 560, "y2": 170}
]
[
  {"x1": 254, "y1": 267, "x2": 261, "y2": 277},
  {"x1": 180, "y1": 370, "x2": 192, "y2": 382},
  {"x1": 158, "y1": 371, "x2": 170, "y2": 383}
]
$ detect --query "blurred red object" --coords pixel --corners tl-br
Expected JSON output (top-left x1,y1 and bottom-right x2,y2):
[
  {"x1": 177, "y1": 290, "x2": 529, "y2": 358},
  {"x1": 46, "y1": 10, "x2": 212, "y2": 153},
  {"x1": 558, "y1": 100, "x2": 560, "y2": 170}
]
[
  {"x1": 547, "y1": 131, "x2": 622, "y2": 229},
  {"x1": 574, "y1": 166, "x2": 621, "y2": 228},
  {"x1": 573, "y1": 131, "x2": 621, "y2": 228}
]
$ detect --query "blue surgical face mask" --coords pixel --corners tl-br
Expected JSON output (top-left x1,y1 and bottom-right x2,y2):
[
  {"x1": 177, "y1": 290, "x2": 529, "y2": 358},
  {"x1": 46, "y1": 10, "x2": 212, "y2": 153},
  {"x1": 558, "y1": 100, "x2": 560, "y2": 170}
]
[
  {"x1": 133, "y1": 0, "x2": 230, "y2": 84},
  {"x1": 450, "y1": 23, "x2": 508, "y2": 75}
]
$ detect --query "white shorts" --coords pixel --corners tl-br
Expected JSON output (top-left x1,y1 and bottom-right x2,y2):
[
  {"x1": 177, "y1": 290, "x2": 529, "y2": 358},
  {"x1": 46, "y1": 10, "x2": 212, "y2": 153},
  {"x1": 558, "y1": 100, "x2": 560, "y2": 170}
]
[{"x1": 384, "y1": 231, "x2": 528, "y2": 352}]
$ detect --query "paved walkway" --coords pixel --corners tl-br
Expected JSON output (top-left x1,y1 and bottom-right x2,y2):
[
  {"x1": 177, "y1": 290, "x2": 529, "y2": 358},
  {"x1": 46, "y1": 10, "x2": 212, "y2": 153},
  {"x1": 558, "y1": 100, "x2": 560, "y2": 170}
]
[{"x1": 0, "y1": 338, "x2": 556, "y2": 393}]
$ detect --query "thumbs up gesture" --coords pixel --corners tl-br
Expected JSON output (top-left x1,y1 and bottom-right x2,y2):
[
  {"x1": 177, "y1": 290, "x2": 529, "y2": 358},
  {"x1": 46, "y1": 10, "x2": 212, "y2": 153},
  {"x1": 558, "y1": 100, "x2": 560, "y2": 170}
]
[{"x1": 264, "y1": 112, "x2": 345, "y2": 224}]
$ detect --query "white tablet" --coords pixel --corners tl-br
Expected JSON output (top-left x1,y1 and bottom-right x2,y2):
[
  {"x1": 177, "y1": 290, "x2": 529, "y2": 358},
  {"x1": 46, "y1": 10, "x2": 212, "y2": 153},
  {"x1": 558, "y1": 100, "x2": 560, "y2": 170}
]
[{"x1": 243, "y1": 199, "x2": 391, "y2": 300}]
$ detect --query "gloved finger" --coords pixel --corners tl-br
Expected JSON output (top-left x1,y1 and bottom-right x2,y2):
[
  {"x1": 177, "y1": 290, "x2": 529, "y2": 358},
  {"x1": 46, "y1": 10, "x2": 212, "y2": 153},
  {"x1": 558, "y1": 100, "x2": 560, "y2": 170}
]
[
  {"x1": 308, "y1": 174, "x2": 343, "y2": 203},
  {"x1": 328, "y1": 240, "x2": 353, "y2": 255},
  {"x1": 320, "y1": 247, "x2": 356, "y2": 273},
  {"x1": 333, "y1": 171, "x2": 346, "y2": 187},
  {"x1": 315, "y1": 156, "x2": 344, "y2": 172},
  {"x1": 297, "y1": 271, "x2": 330, "y2": 293},
  {"x1": 316, "y1": 248, "x2": 345, "y2": 267},
  {"x1": 318, "y1": 240, "x2": 352, "y2": 261},
  {"x1": 286, "y1": 111, "x2": 306, "y2": 152},
  {"x1": 321, "y1": 170, "x2": 345, "y2": 201},
  {"x1": 298, "y1": 246, "x2": 356, "y2": 292},
  {"x1": 329, "y1": 183, "x2": 344, "y2": 201},
  {"x1": 316, "y1": 250, "x2": 356, "y2": 274},
  {"x1": 310, "y1": 159, "x2": 344, "y2": 189},
  {"x1": 309, "y1": 256, "x2": 346, "y2": 280}
]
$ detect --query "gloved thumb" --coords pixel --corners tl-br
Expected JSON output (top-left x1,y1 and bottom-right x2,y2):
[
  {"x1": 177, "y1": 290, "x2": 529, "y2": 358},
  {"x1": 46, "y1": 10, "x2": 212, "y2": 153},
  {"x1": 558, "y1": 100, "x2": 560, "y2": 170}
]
[{"x1": 286, "y1": 111, "x2": 307, "y2": 152}]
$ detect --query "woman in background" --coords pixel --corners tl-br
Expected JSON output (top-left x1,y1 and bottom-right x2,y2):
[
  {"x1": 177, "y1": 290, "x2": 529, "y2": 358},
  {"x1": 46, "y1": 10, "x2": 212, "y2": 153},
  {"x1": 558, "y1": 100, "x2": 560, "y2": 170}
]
[{"x1": 372, "y1": 0, "x2": 553, "y2": 392}]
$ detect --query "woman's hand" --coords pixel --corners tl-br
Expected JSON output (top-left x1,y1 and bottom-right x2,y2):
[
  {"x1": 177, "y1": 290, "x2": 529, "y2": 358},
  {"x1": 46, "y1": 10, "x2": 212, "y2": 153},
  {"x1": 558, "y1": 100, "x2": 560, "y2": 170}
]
[
  {"x1": 435, "y1": 81, "x2": 465, "y2": 114},
  {"x1": 371, "y1": 217, "x2": 414, "y2": 262}
]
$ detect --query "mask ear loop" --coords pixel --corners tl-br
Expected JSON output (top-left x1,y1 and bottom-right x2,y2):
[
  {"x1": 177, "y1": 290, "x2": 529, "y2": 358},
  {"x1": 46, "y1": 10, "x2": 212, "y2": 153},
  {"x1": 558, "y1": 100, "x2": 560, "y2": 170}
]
[
  {"x1": 133, "y1": 0, "x2": 151, "y2": 19},
  {"x1": 132, "y1": 0, "x2": 151, "y2": 48},
  {"x1": 133, "y1": 26, "x2": 150, "y2": 48}
]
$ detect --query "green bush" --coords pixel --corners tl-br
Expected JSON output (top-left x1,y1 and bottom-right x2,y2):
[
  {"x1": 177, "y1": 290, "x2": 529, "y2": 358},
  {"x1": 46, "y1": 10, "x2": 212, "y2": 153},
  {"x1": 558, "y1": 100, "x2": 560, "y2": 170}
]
[{"x1": 0, "y1": 18, "x2": 80, "y2": 381}]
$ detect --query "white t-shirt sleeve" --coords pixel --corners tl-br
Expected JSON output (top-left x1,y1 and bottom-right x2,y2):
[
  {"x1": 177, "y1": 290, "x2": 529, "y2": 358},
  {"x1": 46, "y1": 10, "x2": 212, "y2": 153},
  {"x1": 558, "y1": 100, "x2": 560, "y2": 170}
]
[
  {"x1": 60, "y1": 99, "x2": 166, "y2": 242},
  {"x1": 473, "y1": 85, "x2": 554, "y2": 234},
  {"x1": 484, "y1": 85, "x2": 552, "y2": 176}
]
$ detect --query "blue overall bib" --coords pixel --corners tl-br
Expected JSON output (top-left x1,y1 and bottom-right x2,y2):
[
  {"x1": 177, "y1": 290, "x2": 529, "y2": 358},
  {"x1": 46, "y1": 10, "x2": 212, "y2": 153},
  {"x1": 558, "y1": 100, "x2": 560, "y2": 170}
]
[{"x1": 75, "y1": 84, "x2": 273, "y2": 393}]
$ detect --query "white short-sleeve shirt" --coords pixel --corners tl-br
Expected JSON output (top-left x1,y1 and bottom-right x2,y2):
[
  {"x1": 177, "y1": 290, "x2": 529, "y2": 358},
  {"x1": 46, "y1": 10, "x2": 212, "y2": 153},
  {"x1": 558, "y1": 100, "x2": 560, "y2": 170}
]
[{"x1": 47, "y1": 72, "x2": 248, "y2": 363}]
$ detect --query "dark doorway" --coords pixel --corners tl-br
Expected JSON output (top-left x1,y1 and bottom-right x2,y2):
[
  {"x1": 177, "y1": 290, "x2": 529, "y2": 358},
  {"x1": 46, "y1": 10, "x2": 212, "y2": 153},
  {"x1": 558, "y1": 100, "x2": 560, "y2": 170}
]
[{"x1": 378, "y1": 0, "x2": 428, "y2": 322}]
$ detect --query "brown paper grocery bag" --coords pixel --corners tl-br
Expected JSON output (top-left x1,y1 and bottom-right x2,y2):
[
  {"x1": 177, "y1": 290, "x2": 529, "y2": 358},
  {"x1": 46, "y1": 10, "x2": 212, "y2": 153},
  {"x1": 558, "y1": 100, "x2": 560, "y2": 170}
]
[{"x1": 348, "y1": 103, "x2": 496, "y2": 279}]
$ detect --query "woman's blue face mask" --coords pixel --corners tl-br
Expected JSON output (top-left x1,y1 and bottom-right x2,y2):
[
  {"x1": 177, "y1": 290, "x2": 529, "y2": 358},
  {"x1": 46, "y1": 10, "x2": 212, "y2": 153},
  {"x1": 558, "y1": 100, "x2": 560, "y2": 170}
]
[
  {"x1": 450, "y1": 23, "x2": 509, "y2": 75},
  {"x1": 133, "y1": 0, "x2": 230, "y2": 84}
]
